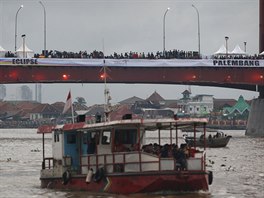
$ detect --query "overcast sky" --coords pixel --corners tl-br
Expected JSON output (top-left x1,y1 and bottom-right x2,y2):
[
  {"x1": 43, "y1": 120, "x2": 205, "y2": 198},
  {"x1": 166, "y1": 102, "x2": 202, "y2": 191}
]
[{"x1": 0, "y1": 0, "x2": 260, "y2": 105}]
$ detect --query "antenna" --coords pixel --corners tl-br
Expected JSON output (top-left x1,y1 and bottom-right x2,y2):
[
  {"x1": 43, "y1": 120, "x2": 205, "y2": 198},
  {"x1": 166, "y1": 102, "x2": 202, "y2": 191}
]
[{"x1": 101, "y1": 38, "x2": 111, "y2": 121}]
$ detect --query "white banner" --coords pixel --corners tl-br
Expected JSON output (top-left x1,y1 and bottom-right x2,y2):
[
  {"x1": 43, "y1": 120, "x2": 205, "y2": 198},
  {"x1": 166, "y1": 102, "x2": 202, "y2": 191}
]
[{"x1": 0, "y1": 58, "x2": 264, "y2": 67}]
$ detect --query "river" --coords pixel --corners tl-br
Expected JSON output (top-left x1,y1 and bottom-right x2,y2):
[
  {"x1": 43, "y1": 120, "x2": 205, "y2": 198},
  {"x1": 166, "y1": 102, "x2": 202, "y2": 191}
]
[{"x1": 0, "y1": 129, "x2": 263, "y2": 198}]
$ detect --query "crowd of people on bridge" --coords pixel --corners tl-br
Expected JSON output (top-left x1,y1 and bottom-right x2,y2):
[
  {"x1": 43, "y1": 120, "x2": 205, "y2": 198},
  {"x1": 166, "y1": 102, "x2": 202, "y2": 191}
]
[
  {"x1": 32, "y1": 49, "x2": 200, "y2": 59},
  {"x1": 213, "y1": 54, "x2": 263, "y2": 59},
  {"x1": 4, "y1": 49, "x2": 264, "y2": 59},
  {"x1": 4, "y1": 49, "x2": 199, "y2": 59}
]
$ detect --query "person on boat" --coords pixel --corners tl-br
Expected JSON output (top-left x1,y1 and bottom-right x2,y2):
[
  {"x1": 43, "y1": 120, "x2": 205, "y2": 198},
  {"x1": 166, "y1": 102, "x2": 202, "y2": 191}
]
[
  {"x1": 87, "y1": 137, "x2": 96, "y2": 154},
  {"x1": 142, "y1": 143, "x2": 153, "y2": 153},
  {"x1": 160, "y1": 144, "x2": 169, "y2": 158},
  {"x1": 102, "y1": 136, "x2": 109, "y2": 144},
  {"x1": 174, "y1": 144, "x2": 187, "y2": 170},
  {"x1": 199, "y1": 134, "x2": 205, "y2": 142},
  {"x1": 168, "y1": 144, "x2": 175, "y2": 157},
  {"x1": 172, "y1": 144, "x2": 179, "y2": 158},
  {"x1": 114, "y1": 140, "x2": 128, "y2": 152},
  {"x1": 153, "y1": 143, "x2": 161, "y2": 155},
  {"x1": 130, "y1": 143, "x2": 140, "y2": 151}
]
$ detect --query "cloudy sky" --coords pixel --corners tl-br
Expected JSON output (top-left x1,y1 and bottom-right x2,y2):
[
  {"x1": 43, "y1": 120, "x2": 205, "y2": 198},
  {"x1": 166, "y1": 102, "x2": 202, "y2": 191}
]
[{"x1": 0, "y1": 0, "x2": 260, "y2": 105}]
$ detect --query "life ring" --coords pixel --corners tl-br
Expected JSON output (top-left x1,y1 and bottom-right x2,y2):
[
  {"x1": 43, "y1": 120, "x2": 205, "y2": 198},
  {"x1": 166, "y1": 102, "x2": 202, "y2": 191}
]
[
  {"x1": 93, "y1": 167, "x2": 105, "y2": 182},
  {"x1": 62, "y1": 170, "x2": 71, "y2": 185},
  {"x1": 208, "y1": 171, "x2": 213, "y2": 185}
]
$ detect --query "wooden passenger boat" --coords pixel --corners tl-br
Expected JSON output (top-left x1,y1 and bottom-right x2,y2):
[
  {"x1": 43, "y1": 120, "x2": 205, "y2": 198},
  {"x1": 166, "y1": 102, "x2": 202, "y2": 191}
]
[
  {"x1": 37, "y1": 117, "x2": 213, "y2": 194},
  {"x1": 184, "y1": 131, "x2": 232, "y2": 148}
]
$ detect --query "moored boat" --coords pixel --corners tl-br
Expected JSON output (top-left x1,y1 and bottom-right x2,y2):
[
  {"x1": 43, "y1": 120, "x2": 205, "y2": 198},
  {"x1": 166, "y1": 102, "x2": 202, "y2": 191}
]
[{"x1": 37, "y1": 117, "x2": 213, "y2": 194}]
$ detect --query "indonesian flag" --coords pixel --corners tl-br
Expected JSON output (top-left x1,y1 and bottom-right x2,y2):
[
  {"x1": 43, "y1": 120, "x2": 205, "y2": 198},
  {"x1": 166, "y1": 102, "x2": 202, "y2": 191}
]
[{"x1": 62, "y1": 91, "x2": 72, "y2": 114}]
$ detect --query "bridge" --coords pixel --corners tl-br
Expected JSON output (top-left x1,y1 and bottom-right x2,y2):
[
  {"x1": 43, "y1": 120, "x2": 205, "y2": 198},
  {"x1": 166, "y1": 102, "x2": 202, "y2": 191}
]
[{"x1": 1, "y1": 58, "x2": 264, "y2": 96}]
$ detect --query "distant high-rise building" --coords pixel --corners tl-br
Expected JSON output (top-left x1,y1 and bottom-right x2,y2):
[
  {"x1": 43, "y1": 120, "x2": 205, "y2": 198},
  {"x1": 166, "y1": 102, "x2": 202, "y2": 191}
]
[
  {"x1": 0, "y1": 84, "x2": 6, "y2": 100},
  {"x1": 16, "y1": 85, "x2": 33, "y2": 101},
  {"x1": 35, "y1": 83, "x2": 42, "y2": 103}
]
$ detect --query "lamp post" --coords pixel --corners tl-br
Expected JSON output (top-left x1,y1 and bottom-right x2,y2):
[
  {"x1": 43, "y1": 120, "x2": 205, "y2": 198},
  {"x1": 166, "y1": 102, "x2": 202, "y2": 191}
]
[
  {"x1": 15, "y1": 5, "x2": 23, "y2": 52},
  {"x1": 21, "y1": 34, "x2": 26, "y2": 58},
  {"x1": 192, "y1": 4, "x2": 200, "y2": 58},
  {"x1": 39, "y1": 1, "x2": 46, "y2": 56},
  {"x1": 225, "y1": 36, "x2": 229, "y2": 58},
  {"x1": 163, "y1": 7, "x2": 170, "y2": 57},
  {"x1": 244, "y1": 41, "x2": 247, "y2": 53}
]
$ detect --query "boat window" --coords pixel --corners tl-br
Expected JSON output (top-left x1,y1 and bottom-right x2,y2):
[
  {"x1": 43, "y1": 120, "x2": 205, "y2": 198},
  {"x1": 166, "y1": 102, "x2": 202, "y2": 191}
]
[
  {"x1": 67, "y1": 134, "x2": 76, "y2": 144},
  {"x1": 87, "y1": 132, "x2": 98, "y2": 154},
  {"x1": 101, "y1": 131, "x2": 111, "y2": 145},
  {"x1": 115, "y1": 129, "x2": 137, "y2": 145},
  {"x1": 91, "y1": 132, "x2": 99, "y2": 145},
  {"x1": 82, "y1": 132, "x2": 88, "y2": 144},
  {"x1": 54, "y1": 131, "x2": 60, "y2": 142}
]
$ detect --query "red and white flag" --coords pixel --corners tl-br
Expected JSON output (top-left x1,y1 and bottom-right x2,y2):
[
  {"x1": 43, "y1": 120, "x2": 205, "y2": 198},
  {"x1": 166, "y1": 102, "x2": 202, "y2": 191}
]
[{"x1": 62, "y1": 91, "x2": 72, "y2": 114}]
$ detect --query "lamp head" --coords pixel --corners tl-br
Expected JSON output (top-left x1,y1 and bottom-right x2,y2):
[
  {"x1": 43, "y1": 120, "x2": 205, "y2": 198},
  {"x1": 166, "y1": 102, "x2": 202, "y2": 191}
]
[
  {"x1": 225, "y1": 36, "x2": 229, "y2": 40},
  {"x1": 20, "y1": 5, "x2": 24, "y2": 8},
  {"x1": 21, "y1": 34, "x2": 26, "y2": 38}
]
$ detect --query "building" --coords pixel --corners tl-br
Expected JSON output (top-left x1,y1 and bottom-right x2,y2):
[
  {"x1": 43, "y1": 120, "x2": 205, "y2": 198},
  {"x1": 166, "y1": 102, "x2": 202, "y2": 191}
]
[
  {"x1": 0, "y1": 84, "x2": 6, "y2": 100},
  {"x1": 16, "y1": 85, "x2": 33, "y2": 101},
  {"x1": 29, "y1": 103, "x2": 60, "y2": 120},
  {"x1": 223, "y1": 95, "x2": 250, "y2": 120},
  {"x1": 187, "y1": 94, "x2": 214, "y2": 116}
]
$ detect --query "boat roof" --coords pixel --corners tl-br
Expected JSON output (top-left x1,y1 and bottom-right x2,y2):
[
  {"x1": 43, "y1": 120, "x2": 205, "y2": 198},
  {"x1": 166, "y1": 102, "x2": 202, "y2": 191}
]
[{"x1": 37, "y1": 118, "x2": 207, "y2": 134}]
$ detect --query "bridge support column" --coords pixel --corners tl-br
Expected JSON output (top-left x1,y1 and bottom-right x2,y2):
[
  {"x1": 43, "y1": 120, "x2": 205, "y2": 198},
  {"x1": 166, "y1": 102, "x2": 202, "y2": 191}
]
[
  {"x1": 260, "y1": 0, "x2": 264, "y2": 53},
  {"x1": 259, "y1": 86, "x2": 264, "y2": 98},
  {"x1": 246, "y1": 98, "x2": 264, "y2": 137}
]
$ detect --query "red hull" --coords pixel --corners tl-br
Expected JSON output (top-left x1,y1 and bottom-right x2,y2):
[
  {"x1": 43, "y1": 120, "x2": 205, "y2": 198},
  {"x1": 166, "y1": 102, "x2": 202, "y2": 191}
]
[{"x1": 41, "y1": 172, "x2": 209, "y2": 194}]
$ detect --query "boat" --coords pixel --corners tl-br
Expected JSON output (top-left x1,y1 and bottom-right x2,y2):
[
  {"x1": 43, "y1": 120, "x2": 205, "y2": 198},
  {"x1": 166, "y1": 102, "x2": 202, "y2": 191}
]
[
  {"x1": 184, "y1": 131, "x2": 232, "y2": 148},
  {"x1": 37, "y1": 116, "x2": 213, "y2": 194}
]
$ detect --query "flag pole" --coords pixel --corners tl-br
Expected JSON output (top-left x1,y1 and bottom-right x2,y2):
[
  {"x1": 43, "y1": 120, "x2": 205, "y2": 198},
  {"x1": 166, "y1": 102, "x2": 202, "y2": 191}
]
[
  {"x1": 70, "y1": 90, "x2": 74, "y2": 123},
  {"x1": 62, "y1": 90, "x2": 74, "y2": 123}
]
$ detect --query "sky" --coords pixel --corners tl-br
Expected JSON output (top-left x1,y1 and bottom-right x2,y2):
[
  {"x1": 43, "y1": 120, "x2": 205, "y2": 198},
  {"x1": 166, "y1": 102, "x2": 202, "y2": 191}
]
[{"x1": 0, "y1": 0, "x2": 260, "y2": 105}]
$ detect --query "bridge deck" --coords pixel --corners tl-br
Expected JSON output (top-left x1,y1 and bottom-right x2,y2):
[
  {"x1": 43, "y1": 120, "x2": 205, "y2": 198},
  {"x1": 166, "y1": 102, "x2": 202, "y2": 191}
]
[{"x1": 0, "y1": 58, "x2": 264, "y2": 92}]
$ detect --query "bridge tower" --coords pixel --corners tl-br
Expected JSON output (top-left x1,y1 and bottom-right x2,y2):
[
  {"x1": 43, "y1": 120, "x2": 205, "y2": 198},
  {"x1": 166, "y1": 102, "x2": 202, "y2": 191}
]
[{"x1": 246, "y1": 0, "x2": 264, "y2": 137}]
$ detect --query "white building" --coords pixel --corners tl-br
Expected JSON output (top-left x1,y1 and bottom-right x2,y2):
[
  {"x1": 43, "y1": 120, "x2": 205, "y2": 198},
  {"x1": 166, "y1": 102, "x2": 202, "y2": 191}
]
[{"x1": 187, "y1": 94, "x2": 213, "y2": 116}]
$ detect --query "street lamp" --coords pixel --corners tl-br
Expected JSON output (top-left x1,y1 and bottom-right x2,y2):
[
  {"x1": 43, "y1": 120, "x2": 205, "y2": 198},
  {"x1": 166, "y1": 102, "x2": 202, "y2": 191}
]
[
  {"x1": 244, "y1": 41, "x2": 247, "y2": 53},
  {"x1": 38, "y1": 1, "x2": 46, "y2": 103},
  {"x1": 39, "y1": 1, "x2": 47, "y2": 56},
  {"x1": 163, "y1": 7, "x2": 170, "y2": 57},
  {"x1": 192, "y1": 4, "x2": 201, "y2": 58},
  {"x1": 15, "y1": 5, "x2": 23, "y2": 52},
  {"x1": 225, "y1": 36, "x2": 229, "y2": 58},
  {"x1": 21, "y1": 34, "x2": 26, "y2": 58}
]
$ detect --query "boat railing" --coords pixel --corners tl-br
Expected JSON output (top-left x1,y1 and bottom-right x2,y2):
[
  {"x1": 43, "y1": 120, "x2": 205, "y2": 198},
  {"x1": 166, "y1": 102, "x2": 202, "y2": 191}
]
[{"x1": 80, "y1": 150, "x2": 206, "y2": 174}]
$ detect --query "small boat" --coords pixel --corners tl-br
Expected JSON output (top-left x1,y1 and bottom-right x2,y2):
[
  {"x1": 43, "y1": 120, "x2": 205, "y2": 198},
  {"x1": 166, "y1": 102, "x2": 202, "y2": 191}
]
[
  {"x1": 37, "y1": 117, "x2": 213, "y2": 194},
  {"x1": 184, "y1": 131, "x2": 232, "y2": 148}
]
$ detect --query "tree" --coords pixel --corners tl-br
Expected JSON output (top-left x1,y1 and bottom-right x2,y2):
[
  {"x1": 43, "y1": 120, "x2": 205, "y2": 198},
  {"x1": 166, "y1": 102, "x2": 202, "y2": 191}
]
[{"x1": 74, "y1": 97, "x2": 87, "y2": 105}]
